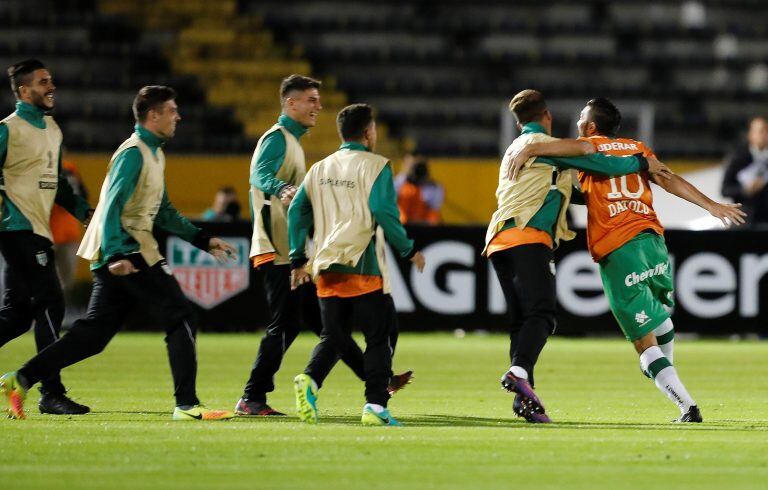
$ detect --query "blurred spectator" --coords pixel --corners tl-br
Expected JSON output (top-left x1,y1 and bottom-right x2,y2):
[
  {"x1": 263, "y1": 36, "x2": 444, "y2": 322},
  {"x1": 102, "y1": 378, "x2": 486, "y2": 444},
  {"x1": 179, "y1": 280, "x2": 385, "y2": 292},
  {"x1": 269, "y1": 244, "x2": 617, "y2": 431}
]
[
  {"x1": 746, "y1": 63, "x2": 768, "y2": 93},
  {"x1": 714, "y1": 33, "x2": 738, "y2": 61},
  {"x1": 202, "y1": 186, "x2": 241, "y2": 222},
  {"x1": 680, "y1": 1, "x2": 707, "y2": 30},
  {"x1": 721, "y1": 116, "x2": 768, "y2": 227},
  {"x1": 50, "y1": 152, "x2": 88, "y2": 294},
  {"x1": 394, "y1": 153, "x2": 444, "y2": 225}
]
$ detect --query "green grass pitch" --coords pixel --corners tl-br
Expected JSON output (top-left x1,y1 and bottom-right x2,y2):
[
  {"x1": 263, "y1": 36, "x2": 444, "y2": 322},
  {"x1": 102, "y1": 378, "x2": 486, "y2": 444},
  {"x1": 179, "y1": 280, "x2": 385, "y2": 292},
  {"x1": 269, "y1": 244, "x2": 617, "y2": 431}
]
[{"x1": 2, "y1": 331, "x2": 767, "y2": 489}]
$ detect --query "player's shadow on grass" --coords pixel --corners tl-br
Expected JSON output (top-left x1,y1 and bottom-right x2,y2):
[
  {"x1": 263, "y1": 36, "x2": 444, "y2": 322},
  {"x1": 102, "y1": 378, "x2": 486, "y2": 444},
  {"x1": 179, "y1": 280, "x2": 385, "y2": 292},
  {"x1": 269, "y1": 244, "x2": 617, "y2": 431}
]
[
  {"x1": 82, "y1": 413, "x2": 767, "y2": 430},
  {"x1": 535, "y1": 420, "x2": 767, "y2": 432},
  {"x1": 313, "y1": 414, "x2": 767, "y2": 431},
  {"x1": 288, "y1": 414, "x2": 532, "y2": 428},
  {"x1": 90, "y1": 410, "x2": 169, "y2": 414}
]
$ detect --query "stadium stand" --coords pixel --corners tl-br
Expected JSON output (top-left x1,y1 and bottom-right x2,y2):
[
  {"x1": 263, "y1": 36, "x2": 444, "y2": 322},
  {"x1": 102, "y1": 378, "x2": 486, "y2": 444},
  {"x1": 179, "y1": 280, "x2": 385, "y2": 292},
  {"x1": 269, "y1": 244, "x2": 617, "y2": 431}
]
[
  {"x1": 0, "y1": 0, "x2": 400, "y2": 160},
  {"x1": 97, "y1": 0, "x2": 357, "y2": 160},
  {"x1": 0, "y1": 0, "x2": 252, "y2": 152},
  {"x1": 6, "y1": 0, "x2": 768, "y2": 160},
  {"x1": 246, "y1": 0, "x2": 768, "y2": 158}
]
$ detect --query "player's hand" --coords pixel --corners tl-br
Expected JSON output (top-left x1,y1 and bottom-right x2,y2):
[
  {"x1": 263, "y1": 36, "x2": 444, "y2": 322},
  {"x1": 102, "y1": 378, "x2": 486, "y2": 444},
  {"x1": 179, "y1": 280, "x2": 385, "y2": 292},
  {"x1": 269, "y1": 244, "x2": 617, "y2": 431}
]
[
  {"x1": 707, "y1": 202, "x2": 747, "y2": 227},
  {"x1": 647, "y1": 157, "x2": 673, "y2": 180},
  {"x1": 209, "y1": 237, "x2": 238, "y2": 263},
  {"x1": 410, "y1": 251, "x2": 426, "y2": 273},
  {"x1": 108, "y1": 259, "x2": 138, "y2": 276},
  {"x1": 506, "y1": 146, "x2": 533, "y2": 182},
  {"x1": 279, "y1": 185, "x2": 297, "y2": 206},
  {"x1": 291, "y1": 267, "x2": 312, "y2": 290}
]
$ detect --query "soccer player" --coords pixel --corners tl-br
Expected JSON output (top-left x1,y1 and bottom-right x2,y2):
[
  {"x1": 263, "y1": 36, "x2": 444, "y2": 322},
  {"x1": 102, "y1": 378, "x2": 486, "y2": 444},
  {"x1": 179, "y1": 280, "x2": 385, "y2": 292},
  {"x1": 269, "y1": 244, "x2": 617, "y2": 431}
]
[
  {"x1": 0, "y1": 59, "x2": 92, "y2": 415},
  {"x1": 485, "y1": 90, "x2": 673, "y2": 423},
  {"x1": 237, "y1": 75, "x2": 411, "y2": 416},
  {"x1": 0, "y1": 85, "x2": 236, "y2": 421},
  {"x1": 289, "y1": 104, "x2": 425, "y2": 426},
  {"x1": 508, "y1": 97, "x2": 746, "y2": 422}
]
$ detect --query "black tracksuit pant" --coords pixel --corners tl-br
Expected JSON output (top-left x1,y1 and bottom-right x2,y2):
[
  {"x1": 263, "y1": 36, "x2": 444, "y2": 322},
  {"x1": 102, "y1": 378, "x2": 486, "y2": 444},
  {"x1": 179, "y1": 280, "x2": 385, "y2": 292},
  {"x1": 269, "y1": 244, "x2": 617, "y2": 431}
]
[
  {"x1": 241, "y1": 263, "x2": 367, "y2": 402},
  {"x1": 18, "y1": 260, "x2": 200, "y2": 407},
  {"x1": 304, "y1": 290, "x2": 396, "y2": 407},
  {"x1": 0, "y1": 231, "x2": 66, "y2": 395},
  {"x1": 489, "y1": 243, "x2": 557, "y2": 388}
]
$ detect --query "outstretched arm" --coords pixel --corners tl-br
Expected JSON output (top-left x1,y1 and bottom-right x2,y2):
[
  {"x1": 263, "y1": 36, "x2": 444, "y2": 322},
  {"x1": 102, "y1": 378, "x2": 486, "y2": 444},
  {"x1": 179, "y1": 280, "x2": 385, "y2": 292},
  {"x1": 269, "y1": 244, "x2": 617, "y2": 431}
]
[
  {"x1": 507, "y1": 138, "x2": 673, "y2": 182},
  {"x1": 505, "y1": 138, "x2": 593, "y2": 180},
  {"x1": 651, "y1": 173, "x2": 747, "y2": 227},
  {"x1": 518, "y1": 139, "x2": 596, "y2": 159},
  {"x1": 155, "y1": 189, "x2": 211, "y2": 249}
]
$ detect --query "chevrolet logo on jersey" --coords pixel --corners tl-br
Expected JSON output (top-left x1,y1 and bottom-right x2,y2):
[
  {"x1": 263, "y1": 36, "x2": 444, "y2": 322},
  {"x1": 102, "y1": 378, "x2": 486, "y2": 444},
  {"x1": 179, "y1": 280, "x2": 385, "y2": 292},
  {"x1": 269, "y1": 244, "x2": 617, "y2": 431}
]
[{"x1": 625, "y1": 262, "x2": 669, "y2": 287}]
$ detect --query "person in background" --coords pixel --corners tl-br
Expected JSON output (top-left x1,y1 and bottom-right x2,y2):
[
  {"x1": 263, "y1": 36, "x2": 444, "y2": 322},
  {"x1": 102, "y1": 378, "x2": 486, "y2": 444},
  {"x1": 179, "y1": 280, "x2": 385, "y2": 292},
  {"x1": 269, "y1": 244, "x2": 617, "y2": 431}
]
[
  {"x1": 236, "y1": 75, "x2": 373, "y2": 417},
  {"x1": 394, "y1": 152, "x2": 444, "y2": 225},
  {"x1": 483, "y1": 90, "x2": 672, "y2": 424},
  {"x1": 202, "y1": 186, "x2": 241, "y2": 222},
  {"x1": 289, "y1": 103, "x2": 425, "y2": 426},
  {"x1": 721, "y1": 116, "x2": 768, "y2": 227},
  {"x1": 50, "y1": 150, "x2": 88, "y2": 295},
  {"x1": 0, "y1": 85, "x2": 238, "y2": 421},
  {"x1": 0, "y1": 59, "x2": 93, "y2": 415}
]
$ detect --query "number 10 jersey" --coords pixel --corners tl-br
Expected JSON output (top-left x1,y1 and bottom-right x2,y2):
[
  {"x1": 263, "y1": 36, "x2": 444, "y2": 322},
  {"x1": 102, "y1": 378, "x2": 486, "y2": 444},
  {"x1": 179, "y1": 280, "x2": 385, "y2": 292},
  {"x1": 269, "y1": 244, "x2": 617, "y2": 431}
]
[{"x1": 578, "y1": 135, "x2": 665, "y2": 262}]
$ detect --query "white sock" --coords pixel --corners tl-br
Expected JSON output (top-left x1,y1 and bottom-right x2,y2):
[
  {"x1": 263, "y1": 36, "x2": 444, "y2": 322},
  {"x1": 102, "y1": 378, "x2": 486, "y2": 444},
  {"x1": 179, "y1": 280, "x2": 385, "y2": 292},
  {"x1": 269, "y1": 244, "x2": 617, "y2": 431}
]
[
  {"x1": 653, "y1": 318, "x2": 675, "y2": 364},
  {"x1": 655, "y1": 366, "x2": 695, "y2": 413},
  {"x1": 509, "y1": 366, "x2": 528, "y2": 380},
  {"x1": 366, "y1": 403, "x2": 386, "y2": 414},
  {"x1": 639, "y1": 346, "x2": 695, "y2": 413}
]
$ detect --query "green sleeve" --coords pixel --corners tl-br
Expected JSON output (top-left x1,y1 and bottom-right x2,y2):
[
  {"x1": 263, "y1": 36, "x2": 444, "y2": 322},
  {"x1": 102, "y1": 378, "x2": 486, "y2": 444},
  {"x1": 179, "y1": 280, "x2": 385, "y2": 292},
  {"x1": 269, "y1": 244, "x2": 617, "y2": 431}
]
[
  {"x1": 0, "y1": 123, "x2": 7, "y2": 169},
  {"x1": 538, "y1": 153, "x2": 645, "y2": 176},
  {"x1": 250, "y1": 131, "x2": 289, "y2": 196},
  {"x1": 287, "y1": 183, "x2": 313, "y2": 266},
  {"x1": 54, "y1": 145, "x2": 91, "y2": 222},
  {"x1": 369, "y1": 165, "x2": 415, "y2": 258},
  {"x1": 155, "y1": 188, "x2": 203, "y2": 243},
  {"x1": 101, "y1": 147, "x2": 142, "y2": 262}
]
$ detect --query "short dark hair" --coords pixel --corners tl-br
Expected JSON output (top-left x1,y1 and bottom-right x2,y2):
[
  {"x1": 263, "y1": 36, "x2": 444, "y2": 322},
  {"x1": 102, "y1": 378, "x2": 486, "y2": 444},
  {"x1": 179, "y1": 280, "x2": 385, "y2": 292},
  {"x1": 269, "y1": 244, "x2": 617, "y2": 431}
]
[
  {"x1": 132, "y1": 85, "x2": 177, "y2": 122},
  {"x1": 280, "y1": 74, "x2": 321, "y2": 103},
  {"x1": 8, "y1": 59, "x2": 46, "y2": 98},
  {"x1": 336, "y1": 103, "x2": 374, "y2": 141},
  {"x1": 586, "y1": 97, "x2": 621, "y2": 136},
  {"x1": 509, "y1": 89, "x2": 547, "y2": 124}
]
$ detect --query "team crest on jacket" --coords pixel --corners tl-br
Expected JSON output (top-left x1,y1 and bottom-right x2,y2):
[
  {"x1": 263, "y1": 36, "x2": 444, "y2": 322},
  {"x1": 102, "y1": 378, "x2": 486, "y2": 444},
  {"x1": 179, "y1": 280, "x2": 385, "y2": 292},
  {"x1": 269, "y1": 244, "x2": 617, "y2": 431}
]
[
  {"x1": 35, "y1": 251, "x2": 48, "y2": 267},
  {"x1": 167, "y1": 237, "x2": 249, "y2": 309}
]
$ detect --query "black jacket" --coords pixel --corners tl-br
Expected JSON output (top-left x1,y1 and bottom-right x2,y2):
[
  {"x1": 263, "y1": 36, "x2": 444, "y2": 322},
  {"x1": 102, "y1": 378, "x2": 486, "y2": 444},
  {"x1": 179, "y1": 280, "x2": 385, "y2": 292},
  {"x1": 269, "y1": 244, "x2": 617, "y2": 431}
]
[{"x1": 721, "y1": 144, "x2": 768, "y2": 226}]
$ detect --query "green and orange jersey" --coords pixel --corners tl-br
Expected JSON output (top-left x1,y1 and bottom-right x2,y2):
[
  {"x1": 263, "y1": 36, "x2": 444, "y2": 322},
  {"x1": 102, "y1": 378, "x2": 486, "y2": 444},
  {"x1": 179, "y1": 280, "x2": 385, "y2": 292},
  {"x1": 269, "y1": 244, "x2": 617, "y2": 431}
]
[
  {"x1": 485, "y1": 122, "x2": 650, "y2": 258},
  {"x1": 288, "y1": 142, "x2": 415, "y2": 299},
  {"x1": 579, "y1": 135, "x2": 665, "y2": 262},
  {"x1": 485, "y1": 221, "x2": 554, "y2": 256}
]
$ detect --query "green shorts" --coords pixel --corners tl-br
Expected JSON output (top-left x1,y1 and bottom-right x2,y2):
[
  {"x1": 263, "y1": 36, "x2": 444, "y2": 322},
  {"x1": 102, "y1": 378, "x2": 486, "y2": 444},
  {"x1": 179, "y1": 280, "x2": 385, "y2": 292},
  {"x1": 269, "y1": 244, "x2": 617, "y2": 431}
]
[{"x1": 598, "y1": 232, "x2": 674, "y2": 341}]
